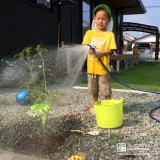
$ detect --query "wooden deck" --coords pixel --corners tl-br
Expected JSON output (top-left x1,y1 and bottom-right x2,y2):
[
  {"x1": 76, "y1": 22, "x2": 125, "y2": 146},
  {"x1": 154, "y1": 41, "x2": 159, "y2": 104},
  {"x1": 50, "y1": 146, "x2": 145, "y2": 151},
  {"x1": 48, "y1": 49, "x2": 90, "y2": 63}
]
[{"x1": 110, "y1": 54, "x2": 139, "y2": 72}]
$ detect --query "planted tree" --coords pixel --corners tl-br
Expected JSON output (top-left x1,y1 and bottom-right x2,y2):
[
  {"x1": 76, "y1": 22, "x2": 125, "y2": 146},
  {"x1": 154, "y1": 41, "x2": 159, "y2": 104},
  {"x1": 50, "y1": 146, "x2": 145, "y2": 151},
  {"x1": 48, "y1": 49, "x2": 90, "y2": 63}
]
[{"x1": 14, "y1": 45, "x2": 52, "y2": 130}]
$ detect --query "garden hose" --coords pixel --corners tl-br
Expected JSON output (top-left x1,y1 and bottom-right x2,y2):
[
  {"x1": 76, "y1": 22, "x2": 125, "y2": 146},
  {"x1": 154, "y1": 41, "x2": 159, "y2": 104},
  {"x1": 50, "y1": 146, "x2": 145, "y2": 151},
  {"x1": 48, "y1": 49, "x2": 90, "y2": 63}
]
[
  {"x1": 87, "y1": 43, "x2": 160, "y2": 122},
  {"x1": 98, "y1": 59, "x2": 160, "y2": 94},
  {"x1": 98, "y1": 59, "x2": 160, "y2": 122},
  {"x1": 148, "y1": 106, "x2": 160, "y2": 123}
]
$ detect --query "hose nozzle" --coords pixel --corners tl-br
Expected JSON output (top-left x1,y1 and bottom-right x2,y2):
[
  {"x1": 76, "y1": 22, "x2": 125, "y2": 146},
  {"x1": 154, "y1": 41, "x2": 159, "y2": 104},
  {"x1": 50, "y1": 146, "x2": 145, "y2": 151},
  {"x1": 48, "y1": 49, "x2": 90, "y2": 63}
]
[
  {"x1": 87, "y1": 42, "x2": 96, "y2": 51},
  {"x1": 87, "y1": 43, "x2": 98, "y2": 54}
]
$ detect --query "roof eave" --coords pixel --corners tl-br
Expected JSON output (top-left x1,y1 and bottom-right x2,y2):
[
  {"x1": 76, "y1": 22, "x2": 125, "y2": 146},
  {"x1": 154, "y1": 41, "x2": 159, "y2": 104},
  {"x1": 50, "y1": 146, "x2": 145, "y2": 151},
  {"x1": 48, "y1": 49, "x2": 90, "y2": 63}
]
[{"x1": 110, "y1": 0, "x2": 146, "y2": 15}]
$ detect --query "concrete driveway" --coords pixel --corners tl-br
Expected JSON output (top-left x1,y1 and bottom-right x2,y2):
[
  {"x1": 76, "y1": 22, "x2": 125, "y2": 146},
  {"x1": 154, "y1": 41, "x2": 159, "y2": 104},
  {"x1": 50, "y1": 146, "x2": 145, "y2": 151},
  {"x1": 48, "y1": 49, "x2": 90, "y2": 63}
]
[{"x1": 0, "y1": 149, "x2": 48, "y2": 160}]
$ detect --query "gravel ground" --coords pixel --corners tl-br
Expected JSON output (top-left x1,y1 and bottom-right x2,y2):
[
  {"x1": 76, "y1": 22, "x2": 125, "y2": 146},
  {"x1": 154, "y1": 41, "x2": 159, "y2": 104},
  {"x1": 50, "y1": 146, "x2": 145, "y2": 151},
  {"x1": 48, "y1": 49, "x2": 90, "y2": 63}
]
[{"x1": 0, "y1": 72, "x2": 160, "y2": 160}]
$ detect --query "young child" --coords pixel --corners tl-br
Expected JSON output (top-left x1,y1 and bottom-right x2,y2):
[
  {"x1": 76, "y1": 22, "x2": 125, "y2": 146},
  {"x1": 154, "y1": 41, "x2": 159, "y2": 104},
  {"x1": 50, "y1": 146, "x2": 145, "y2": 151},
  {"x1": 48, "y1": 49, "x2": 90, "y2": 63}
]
[{"x1": 82, "y1": 4, "x2": 117, "y2": 116}]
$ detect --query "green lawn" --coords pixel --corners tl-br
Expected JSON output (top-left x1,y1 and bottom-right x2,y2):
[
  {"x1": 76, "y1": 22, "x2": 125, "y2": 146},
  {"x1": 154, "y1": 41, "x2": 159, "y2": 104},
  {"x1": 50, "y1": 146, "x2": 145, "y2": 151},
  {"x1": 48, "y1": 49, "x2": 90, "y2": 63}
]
[{"x1": 79, "y1": 62, "x2": 160, "y2": 92}]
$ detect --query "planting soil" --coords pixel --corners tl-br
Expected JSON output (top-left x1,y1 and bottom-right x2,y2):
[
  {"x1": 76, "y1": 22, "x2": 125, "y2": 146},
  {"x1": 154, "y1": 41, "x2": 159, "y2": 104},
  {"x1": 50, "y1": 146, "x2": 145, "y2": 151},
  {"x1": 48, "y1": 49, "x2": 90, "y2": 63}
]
[
  {"x1": 0, "y1": 104, "x2": 86, "y2": 160},
  {"x1": 13, "y1": 132, "x2": 66, "y2": 158}
]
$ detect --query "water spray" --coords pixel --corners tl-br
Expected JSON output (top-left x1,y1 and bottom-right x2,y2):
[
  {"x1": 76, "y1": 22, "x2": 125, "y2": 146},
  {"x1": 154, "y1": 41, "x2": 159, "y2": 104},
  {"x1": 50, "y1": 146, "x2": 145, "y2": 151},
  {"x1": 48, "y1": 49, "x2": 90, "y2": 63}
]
[{"x1": 87, "y1": 43, "x2": 160, "y2": 122}]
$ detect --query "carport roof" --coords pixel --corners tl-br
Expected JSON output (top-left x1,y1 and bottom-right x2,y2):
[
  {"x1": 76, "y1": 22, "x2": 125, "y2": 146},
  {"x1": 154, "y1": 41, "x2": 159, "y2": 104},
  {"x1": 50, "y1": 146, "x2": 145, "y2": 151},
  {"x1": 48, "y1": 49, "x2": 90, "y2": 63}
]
[
  {"x1": 123, "y1": 22, "x2": 159, "y2": 34},
  {"x1": 84, "y1": 0, "x2": 146, "y2": 15},
  {"x1": 110, "y1": 0, "x2": 146, "y2": 15}
]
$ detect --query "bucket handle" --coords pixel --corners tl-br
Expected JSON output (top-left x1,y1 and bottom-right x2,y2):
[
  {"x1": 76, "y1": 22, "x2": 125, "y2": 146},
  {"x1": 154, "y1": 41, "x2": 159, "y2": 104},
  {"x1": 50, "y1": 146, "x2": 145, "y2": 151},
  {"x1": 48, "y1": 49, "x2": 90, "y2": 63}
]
[
  {"x1": 120, "y1": 98, "x2": 123, "y2": 102},
  {"x1": 93, "y1": 98, "x2": 123, "y2": 105}
]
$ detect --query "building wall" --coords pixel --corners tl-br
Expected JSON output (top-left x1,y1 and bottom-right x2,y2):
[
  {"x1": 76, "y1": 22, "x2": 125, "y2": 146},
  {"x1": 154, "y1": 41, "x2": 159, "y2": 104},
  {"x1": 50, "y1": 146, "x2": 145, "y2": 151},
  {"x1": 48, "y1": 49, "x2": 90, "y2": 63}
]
[
  {"x1": 60, "y1": 5, "x2": 72, "y2": 43},
  {"x1": 0, "y1": 0, "x2": 124, "y2": 59},
  {"x1": 71, "y1": 0, "x2": 83, "y2": 44},
  {"x1": 0, "y1": 0, "x2": 59, "y2": 59}
]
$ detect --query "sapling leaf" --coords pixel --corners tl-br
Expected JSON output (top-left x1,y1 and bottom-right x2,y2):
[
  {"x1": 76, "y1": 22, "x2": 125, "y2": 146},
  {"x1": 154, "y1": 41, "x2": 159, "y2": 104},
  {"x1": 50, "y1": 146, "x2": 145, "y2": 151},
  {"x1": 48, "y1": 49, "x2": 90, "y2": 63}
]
[
  {"x1": 25, "y1": 47, "x2": 32, "y2": 56},
  {"x1": 30, "y1": 104, "x2": 51, "y2": 130}
]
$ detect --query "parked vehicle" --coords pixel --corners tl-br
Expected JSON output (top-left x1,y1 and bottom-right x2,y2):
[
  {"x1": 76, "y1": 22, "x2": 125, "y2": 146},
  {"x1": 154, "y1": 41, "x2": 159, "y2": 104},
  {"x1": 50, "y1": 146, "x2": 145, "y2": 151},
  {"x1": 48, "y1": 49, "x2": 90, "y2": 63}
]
[{"x1": 133, "y1": 43, "x2": 153, "y2": 61}]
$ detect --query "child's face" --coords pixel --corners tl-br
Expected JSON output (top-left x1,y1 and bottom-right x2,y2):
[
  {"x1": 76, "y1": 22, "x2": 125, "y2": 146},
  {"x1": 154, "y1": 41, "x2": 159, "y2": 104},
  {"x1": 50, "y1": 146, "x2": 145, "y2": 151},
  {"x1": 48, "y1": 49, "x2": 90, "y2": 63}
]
[{"x1": 94, "y1": 10, "x2": 111, "y2": 31}]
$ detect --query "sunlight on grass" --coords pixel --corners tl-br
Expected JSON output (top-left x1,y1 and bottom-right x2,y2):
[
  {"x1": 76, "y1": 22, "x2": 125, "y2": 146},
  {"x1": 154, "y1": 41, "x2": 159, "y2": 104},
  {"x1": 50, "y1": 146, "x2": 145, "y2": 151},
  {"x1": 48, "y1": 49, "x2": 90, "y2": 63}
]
[
  {"x1": 79, "y1": 62, "x2": 160, "y2": 91},
  {"x1": 110, "y1": 62, "x2": 160, "y2": 91},
  {"x1": 79, "y1": 80, "x2": 88, "y2": 87}
]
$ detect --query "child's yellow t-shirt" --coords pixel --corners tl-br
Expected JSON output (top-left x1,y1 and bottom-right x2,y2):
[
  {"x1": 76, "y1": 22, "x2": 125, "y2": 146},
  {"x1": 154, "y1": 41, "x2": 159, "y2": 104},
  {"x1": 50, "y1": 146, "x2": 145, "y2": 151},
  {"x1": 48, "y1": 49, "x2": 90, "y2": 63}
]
[{"x1": 82, "y1": 30, "x2": 117, "y2": 75}]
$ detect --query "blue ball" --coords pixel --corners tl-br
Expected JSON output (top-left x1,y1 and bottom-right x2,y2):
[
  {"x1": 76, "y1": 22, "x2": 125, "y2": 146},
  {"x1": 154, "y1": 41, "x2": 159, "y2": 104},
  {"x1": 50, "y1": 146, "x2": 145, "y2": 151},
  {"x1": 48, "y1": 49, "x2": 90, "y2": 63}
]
[{"x1": 16, "y1": 90, "x2": 30, "y2": 105}]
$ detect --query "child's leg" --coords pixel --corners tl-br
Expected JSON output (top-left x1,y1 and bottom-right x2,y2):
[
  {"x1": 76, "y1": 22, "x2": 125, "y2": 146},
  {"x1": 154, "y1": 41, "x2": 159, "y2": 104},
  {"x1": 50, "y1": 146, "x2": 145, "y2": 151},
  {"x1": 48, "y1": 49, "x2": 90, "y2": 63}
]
[
  {"x1": 92, "y1": 94, "x2": 98, "y2": 102},
  {"x1": 84, "y1": 74, "x2": 98, "y2": 116},
  {"x1": 99, "y1": 75, "x2": 112, "y2": 99},
  {"x1": 105, "y1": 95, "x2": 111, "y2": 100},
  {"x1": 88, "y1": 74, "x2": 99, "y2": 102}
]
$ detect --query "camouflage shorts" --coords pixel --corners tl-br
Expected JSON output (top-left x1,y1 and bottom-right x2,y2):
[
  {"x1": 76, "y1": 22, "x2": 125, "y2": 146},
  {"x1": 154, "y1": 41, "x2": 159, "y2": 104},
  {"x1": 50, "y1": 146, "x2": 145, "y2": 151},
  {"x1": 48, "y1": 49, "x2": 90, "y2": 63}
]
[{"x1": 88, "y1": 74, "x2": 112, "y2": 96}]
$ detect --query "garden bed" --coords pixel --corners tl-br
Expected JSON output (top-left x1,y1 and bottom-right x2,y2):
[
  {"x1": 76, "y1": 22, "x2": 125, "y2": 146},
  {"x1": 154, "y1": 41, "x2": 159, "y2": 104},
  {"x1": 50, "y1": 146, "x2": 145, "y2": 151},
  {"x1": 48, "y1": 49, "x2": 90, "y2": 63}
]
[
  {"x1": 0, "y1": 87, "x2": 160, "y2": 160},
  {"x1": 0, "y1": 112, "x2": 86, "y2": 159}
]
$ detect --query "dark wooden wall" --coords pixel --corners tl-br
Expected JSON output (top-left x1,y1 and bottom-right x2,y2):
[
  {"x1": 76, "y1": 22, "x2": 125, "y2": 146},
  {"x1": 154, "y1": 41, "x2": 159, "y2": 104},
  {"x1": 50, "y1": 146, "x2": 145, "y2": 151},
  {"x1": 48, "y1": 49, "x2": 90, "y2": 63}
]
[{"x1": 0, "y1": 0, "x2": 75, "y2": 59}]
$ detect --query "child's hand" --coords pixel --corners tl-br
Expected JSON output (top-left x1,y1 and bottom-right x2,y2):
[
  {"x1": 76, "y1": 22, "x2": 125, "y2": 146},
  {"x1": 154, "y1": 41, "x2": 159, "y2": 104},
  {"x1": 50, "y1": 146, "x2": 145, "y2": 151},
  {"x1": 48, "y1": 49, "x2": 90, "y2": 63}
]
[
  {"x1": 89, "y1": 49, "x2": 102, "y2": 59},
  {"x1": 95, "y1": 52, "x2": 102, "y2": 59},
  {"x1": 89, "y1": 49, "x2": 97, "y2": 56}
]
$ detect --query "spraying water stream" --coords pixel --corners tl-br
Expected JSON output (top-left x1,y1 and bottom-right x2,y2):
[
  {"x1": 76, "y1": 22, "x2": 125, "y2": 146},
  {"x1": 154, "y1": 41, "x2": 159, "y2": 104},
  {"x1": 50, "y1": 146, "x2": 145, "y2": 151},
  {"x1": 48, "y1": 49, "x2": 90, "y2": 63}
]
[{"x1": 52, "y1": 44, "x2": 89, "y2": 88}]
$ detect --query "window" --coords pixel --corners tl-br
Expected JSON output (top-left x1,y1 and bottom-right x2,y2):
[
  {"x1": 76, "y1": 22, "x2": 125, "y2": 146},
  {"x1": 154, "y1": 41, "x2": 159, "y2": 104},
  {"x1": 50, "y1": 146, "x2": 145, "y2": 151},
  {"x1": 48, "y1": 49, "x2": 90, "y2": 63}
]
[
  {"x1": 83, "y1": 1, "x2": 90, "y2": 37},
  {"x1": 135, "y1": 43, "x2": 151, "y2": 48},
  {"x1": 37, "y1": 0, "x2": 50, "y2": 8}
]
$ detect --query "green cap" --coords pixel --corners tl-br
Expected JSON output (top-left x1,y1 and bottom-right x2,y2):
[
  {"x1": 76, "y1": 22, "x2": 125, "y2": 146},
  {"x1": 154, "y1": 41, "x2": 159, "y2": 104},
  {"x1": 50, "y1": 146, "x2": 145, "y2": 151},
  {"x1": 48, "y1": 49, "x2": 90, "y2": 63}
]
[{"x1": 93, "y1": 4, "x2": 111, "y2": 17}]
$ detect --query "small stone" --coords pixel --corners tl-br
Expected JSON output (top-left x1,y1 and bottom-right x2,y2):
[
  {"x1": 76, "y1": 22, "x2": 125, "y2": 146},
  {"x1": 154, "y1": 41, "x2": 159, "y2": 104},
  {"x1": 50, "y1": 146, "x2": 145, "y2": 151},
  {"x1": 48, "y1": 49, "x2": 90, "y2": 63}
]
[{"x1": 106, "y1": 156, "x2": 110, "y2": 159}]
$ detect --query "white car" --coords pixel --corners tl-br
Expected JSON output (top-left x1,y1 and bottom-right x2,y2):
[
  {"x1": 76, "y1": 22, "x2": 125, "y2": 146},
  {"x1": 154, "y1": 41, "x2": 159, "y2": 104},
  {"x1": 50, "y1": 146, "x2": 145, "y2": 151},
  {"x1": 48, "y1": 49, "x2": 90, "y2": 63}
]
[
  {"x1": 151, "y1": 51, "x2": 160, "y2": 60},
  {"x1": 133, "y1": 43, "x2": 153, "y2": 61}
]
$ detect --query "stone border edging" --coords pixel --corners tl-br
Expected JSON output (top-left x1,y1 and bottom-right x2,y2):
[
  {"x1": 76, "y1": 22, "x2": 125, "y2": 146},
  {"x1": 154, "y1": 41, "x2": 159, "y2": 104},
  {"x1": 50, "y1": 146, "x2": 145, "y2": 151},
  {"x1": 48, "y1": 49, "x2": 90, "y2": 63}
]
[{"x1": 73, "y1": 86, "x2": 155, "y2": 95}]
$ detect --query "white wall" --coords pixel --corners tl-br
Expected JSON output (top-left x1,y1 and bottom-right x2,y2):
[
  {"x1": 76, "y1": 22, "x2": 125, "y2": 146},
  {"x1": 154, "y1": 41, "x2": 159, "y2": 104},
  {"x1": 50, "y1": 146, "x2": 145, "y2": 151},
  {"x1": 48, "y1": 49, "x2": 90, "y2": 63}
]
[{"x1": 132, "y1": 34, "x2": 160, "y2": 48}]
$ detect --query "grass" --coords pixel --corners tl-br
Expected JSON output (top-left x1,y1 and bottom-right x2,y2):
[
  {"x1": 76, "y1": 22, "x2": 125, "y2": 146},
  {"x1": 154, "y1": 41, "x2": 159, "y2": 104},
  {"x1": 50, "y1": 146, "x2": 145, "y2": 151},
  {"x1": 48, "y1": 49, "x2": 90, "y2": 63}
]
[{"x1": 79, "y1": 62, "x2": 160, "y2": 91}]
